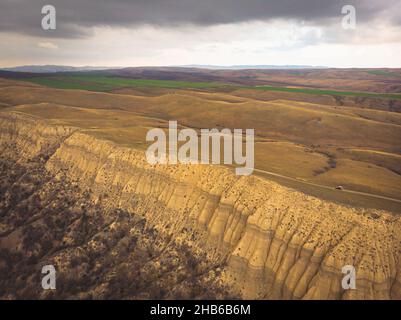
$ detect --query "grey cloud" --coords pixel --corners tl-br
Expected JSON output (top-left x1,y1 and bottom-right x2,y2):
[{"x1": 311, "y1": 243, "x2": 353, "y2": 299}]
[{"x1": 0, "y1": 0, "x2": 400, "y2": 38}]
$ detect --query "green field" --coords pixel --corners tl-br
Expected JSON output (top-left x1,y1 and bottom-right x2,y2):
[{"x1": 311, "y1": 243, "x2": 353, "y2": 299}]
[
  {"x1": 245, "y1": 85, "x2": 401, "y2": 99},
  {"x1": 24, "y1": 75, "x2": 225, "y2": 91},
  {"x1": 21, "y1": 75, "x2": 401, "y2": 99},
  {"x1": 367, "y1": 70, "x2": 401, "y2": 78}
]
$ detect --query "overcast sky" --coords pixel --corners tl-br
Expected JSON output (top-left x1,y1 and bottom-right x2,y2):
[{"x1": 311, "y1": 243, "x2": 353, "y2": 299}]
[{"x1": 0, "y1": 0, "x2": 400, "y2": 68}]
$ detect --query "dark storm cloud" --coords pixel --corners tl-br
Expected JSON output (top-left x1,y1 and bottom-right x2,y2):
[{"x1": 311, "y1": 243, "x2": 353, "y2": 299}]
[{"x1": 0, "y1": 0, "x2": 399, "y2": 38}]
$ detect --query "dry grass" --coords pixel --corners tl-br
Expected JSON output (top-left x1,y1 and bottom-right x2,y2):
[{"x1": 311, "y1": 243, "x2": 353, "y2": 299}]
[{"x1": 1, "y1": 78, "x2": 400, "y2": 211}]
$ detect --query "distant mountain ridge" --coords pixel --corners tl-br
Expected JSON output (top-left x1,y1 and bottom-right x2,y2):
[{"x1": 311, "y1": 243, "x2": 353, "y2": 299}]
[
  {"x1": 0, "y1": 65, "x2": 121, "y2": 73},
  {"x1": 176, "y1": 64, "x2": 329, "y2": 70},
  {"x1": 0, "y1": 64, "x2": 328, "y2": 73}
]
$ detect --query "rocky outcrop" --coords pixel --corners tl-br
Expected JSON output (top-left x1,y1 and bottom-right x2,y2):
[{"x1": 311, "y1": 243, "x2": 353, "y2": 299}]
[
  {"x1": 0, "y1": 112, "x2": 400, "y2": 299},
  {"x1": 0, "y1": 112, "x2": 75, "y2": 160}
]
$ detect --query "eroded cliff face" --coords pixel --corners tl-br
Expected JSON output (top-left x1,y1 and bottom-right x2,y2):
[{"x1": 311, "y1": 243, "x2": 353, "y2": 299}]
[{"x1": 0, "y1": 112, "x2": 400, "y2": 299}]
